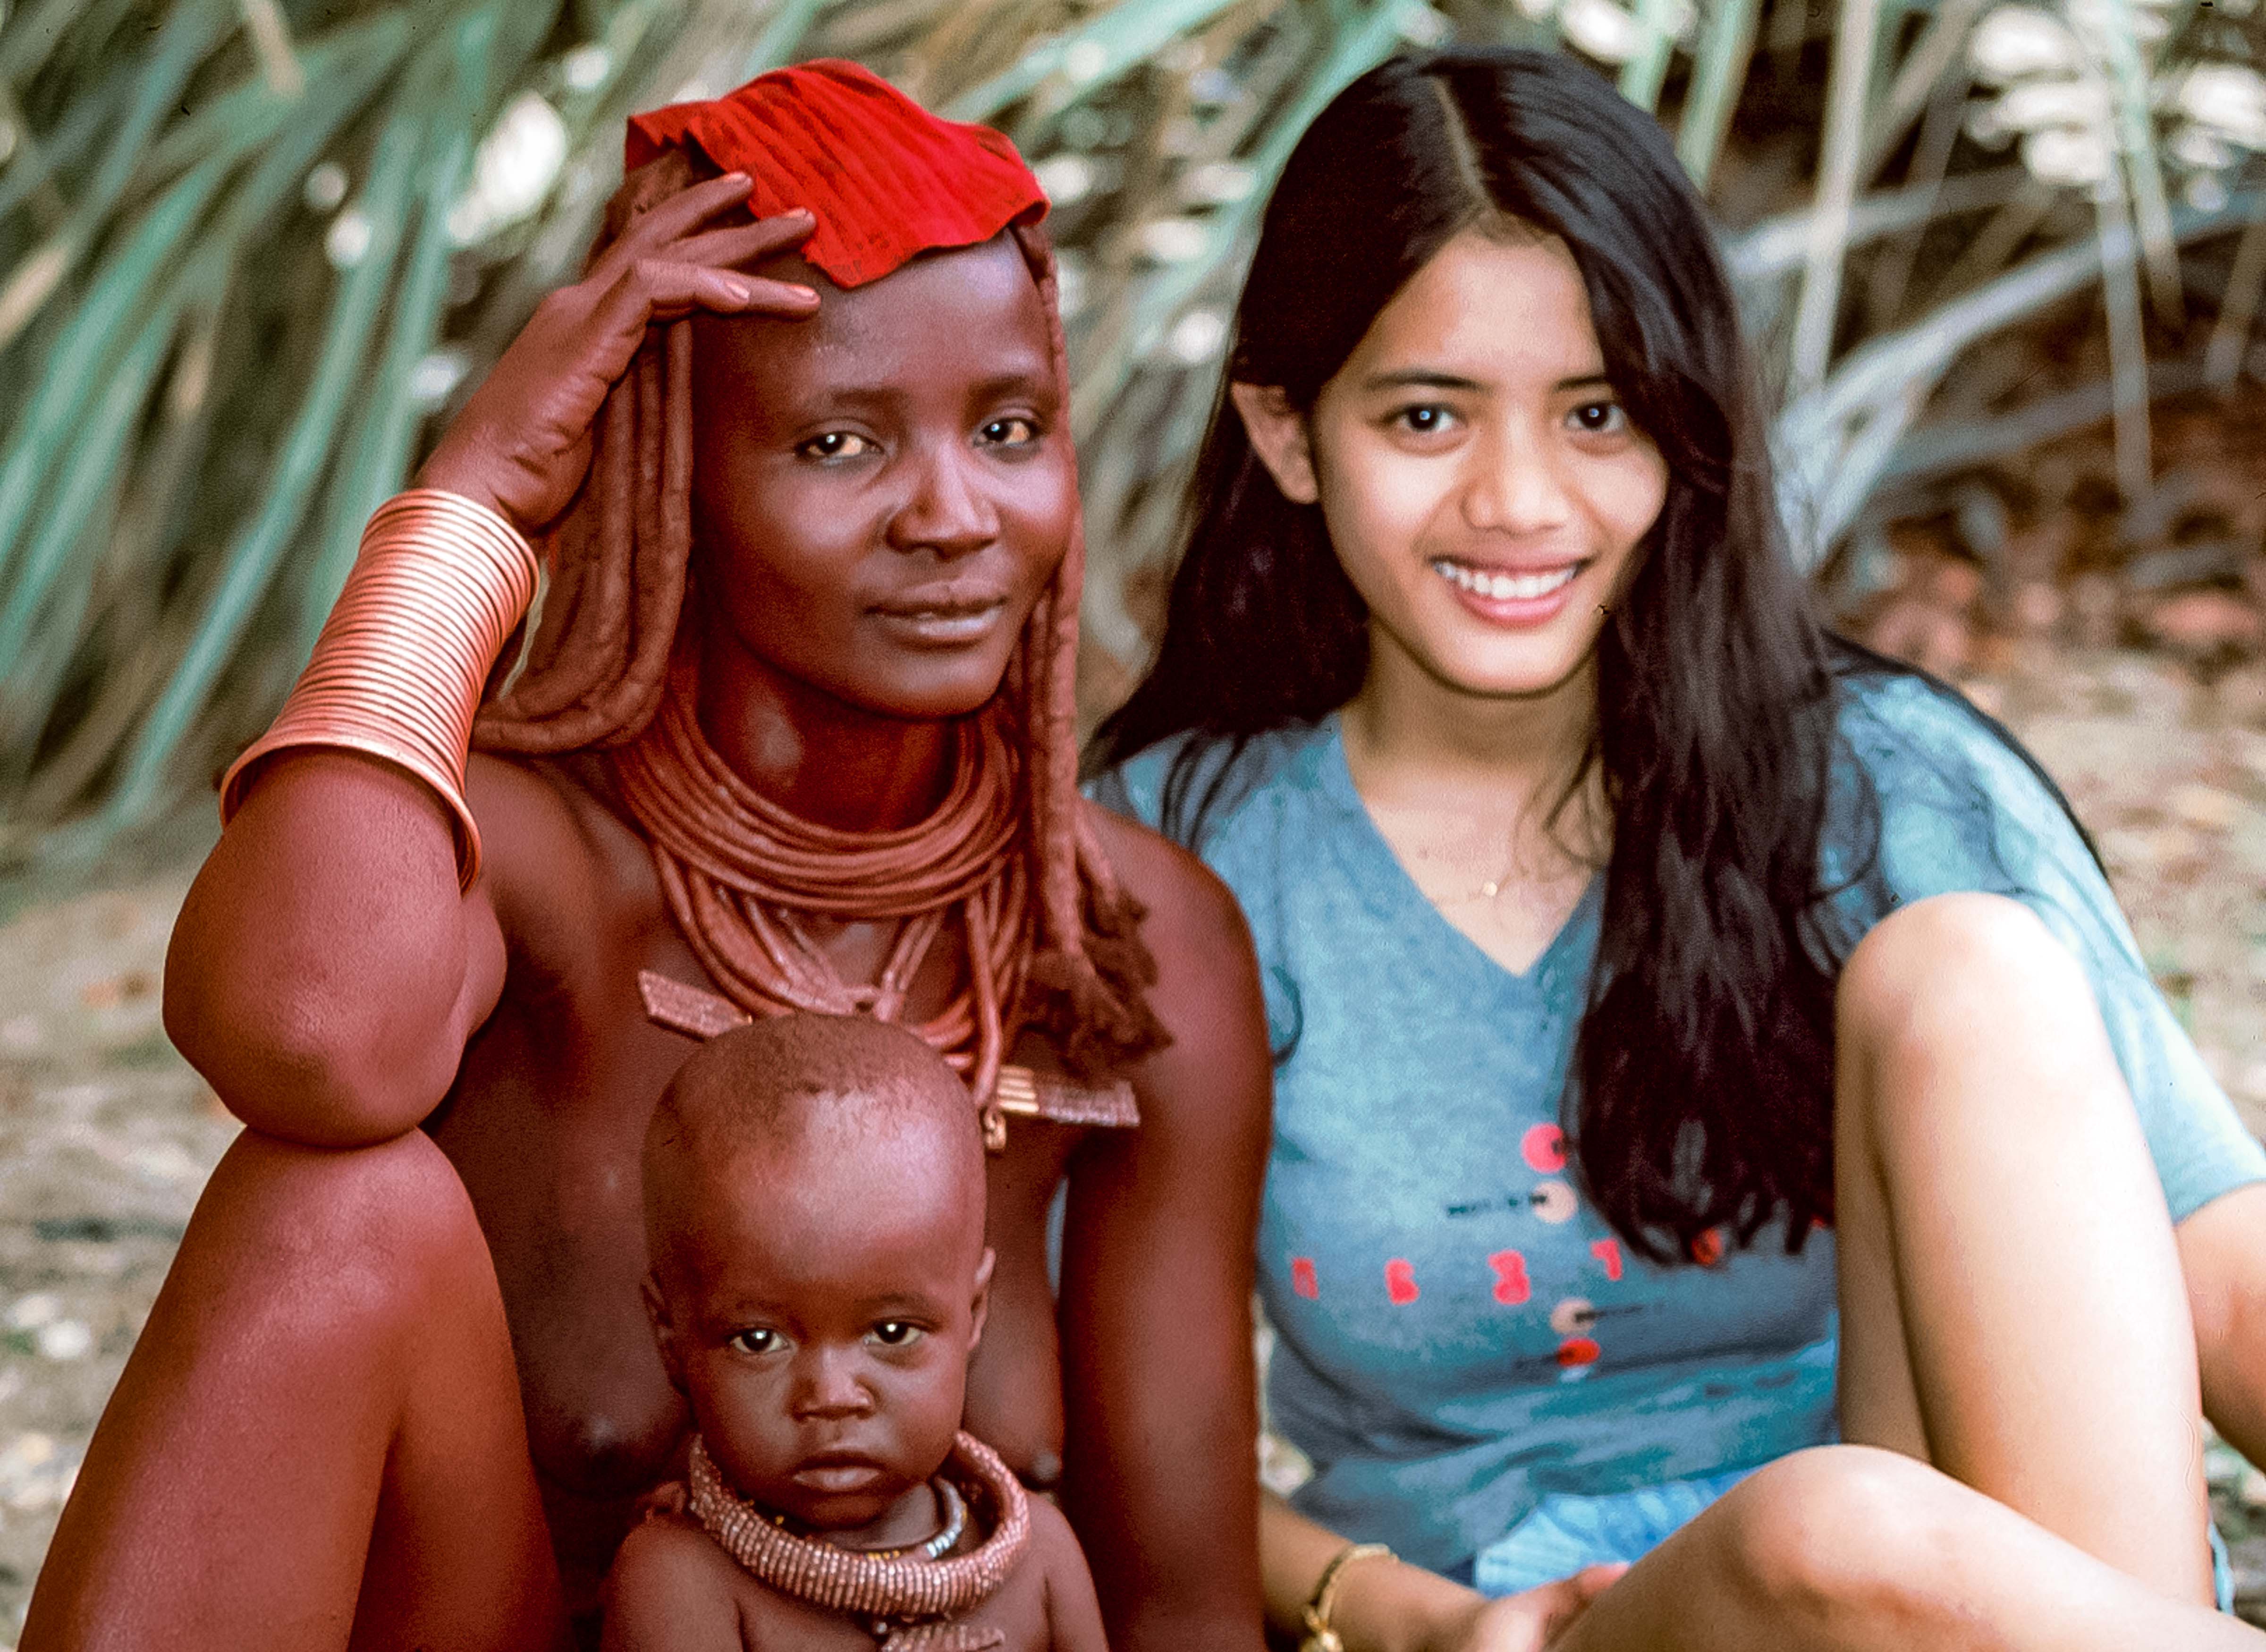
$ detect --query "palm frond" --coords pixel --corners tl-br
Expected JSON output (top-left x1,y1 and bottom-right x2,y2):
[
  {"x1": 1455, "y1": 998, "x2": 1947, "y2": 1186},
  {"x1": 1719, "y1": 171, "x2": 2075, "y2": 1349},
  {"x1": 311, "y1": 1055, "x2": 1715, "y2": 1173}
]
[{"x1": 5, "y1": 0, "x2": 2266, "y2": 869}]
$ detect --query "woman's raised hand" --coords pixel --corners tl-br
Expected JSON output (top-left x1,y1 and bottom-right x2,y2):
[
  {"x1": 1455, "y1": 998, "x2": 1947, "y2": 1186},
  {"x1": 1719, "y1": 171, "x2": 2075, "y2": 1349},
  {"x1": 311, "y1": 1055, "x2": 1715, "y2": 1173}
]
[{"x1": 416, "y1": 168, "x2": 819, "y2": 534}]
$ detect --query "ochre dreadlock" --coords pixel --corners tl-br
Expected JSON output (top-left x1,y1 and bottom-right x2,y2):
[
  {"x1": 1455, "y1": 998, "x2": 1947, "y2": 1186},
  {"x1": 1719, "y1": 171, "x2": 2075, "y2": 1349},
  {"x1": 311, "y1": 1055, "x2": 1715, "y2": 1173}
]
[{"x1": 472, "y1": 123, "x2": 1165, "y2": 1086}]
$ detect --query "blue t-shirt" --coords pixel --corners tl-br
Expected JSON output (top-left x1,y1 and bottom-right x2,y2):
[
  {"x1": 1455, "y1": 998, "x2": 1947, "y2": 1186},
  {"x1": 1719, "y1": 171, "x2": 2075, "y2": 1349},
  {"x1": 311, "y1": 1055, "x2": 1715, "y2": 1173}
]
[{"x1": 1091, "y1": 669, "x2": 2266, "y2": 1577}]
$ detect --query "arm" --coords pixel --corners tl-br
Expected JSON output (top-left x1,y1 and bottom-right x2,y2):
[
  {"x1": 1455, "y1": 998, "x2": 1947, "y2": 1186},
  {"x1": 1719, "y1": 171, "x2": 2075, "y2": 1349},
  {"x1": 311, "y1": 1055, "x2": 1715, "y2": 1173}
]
[
  {"x1": 163, "y1": 173, "x2": 816, "y2": 1145},
  {"x1": 2178, "y1": 1183, "x2": 2266, "y2": 1466},
  {"x1": 164, "y1": 747, "x2": 508, "y2": 1144},
  {"x1": 1264, "y1": 1491, "x2": 1619, "y2": 1652},
  {"x1": 1033, "y1": 1498, "x2": 1110, "y2": 1652},
  {"x1": 600, "y1": 1519, "x2": 745, "y2": 1651},
  {"x1": 1056, "y1": 815, "x2": 1270, "y2": 1652}
]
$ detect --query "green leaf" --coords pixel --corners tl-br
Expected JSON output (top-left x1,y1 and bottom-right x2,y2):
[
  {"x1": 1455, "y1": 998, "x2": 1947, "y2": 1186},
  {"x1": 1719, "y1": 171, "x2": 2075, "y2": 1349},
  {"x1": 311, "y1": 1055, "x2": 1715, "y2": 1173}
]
[
  {"x1": 298, "y1": 14, "x2": 495, "y2": 647},
  {"x1": 0, "y1": 151, "x2": 239, "y2": 593},
  {"x1": 1620, "y1": 0, "x2": 1685, "y2": 114},
  {"x1": 101, "y1": 101, "x2": 425, "y2": 830},
  {"x1": 1677, "y1": 0, "x2": 1761, "y2": 191},
  {"x1": 0, "y1": 258, "x2": 202, "y2": 736},
  {"x1": 946, "y1": 0, "x2": 1250, "y2": 123}
]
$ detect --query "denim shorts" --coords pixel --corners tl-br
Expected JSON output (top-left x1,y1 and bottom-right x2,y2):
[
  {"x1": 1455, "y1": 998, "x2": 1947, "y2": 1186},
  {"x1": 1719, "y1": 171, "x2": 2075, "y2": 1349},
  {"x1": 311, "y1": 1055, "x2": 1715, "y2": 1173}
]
[{"x1": 1474, "y1": 1465, "x2": 2238, "y2": 1615}]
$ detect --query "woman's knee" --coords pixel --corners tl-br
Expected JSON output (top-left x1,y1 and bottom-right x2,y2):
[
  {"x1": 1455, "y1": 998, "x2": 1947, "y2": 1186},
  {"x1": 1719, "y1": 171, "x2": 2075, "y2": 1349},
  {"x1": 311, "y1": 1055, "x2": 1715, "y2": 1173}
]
[
  {"x1": 1711, "y1": 1447, "x2": 1972, "y2": 1631},
  {"x1": 1834, "y1": 893, "x2": 2111, "y2": 1129},
  {"x1": 180, "y1": 1127, "x2": 491, "y2": 1341},
  {"x1": 1839, "y1": 893, "x2": 2088, "y2": 1051}
]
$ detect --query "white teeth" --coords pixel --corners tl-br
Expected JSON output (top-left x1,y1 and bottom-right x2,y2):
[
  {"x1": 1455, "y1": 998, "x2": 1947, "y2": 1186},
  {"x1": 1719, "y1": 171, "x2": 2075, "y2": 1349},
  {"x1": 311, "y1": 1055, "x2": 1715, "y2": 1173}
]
[{"x1": 1431, "y1": 559, "x2": 1580, "y2": 601}]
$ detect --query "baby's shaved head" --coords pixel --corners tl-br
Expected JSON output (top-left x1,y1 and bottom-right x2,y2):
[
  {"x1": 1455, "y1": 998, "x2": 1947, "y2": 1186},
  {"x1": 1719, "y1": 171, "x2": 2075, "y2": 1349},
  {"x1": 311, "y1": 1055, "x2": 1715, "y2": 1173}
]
[{"x1": 643, "y1": 1013, "x2": 986, "y2": 1288}]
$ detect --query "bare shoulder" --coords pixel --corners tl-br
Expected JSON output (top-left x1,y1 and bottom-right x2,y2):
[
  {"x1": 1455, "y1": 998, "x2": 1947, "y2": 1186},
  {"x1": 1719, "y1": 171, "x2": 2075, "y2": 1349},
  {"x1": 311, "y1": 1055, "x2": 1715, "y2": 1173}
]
[
  {"x1": 600, "y1": 1516, "x2": 747, "y2": 1649},
  {"x1": 465, "y1": 751, "x2": 597, "y2": 897},
  {"x1": 466, "y1": 749, "x2": 653, "y2": 962},
  {"x1": 1025, "y1": 1494, "x2": 1092, "y2": 1578},
  {"x1": 607, "y1": 1510, "x2": 737, "y2": 1588},
  {"x1": 1024, "y1": 1495, "x2": 1110, "y2": 1652},
  {"x1": 1083, "y1": 804, "x2": 1254, "y2": 979},
  {"x1": 1080, "y1": 804, "x2": 1269, "y2": 1146}
]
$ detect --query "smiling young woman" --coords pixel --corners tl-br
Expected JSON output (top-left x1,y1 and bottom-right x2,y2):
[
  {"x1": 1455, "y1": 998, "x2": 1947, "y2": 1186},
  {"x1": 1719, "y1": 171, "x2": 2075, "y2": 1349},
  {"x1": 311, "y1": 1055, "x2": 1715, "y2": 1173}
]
[{"x1": 1094, "y1": 46, "x2": 2266, "y2": 1652}]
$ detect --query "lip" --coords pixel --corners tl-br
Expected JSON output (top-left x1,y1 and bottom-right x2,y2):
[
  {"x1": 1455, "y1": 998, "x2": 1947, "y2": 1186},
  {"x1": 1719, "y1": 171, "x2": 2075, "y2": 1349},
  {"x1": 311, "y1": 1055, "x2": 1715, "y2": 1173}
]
[
  {"x1": 1430, "y1": 555, "x2": 1589, "y2": 630},
  {"x1": 868, "y1": 582, "x2": 1013, "y2": 646},
  {"x1": 792, "y1": 1455, "x2": 888, "y2": 1494}
]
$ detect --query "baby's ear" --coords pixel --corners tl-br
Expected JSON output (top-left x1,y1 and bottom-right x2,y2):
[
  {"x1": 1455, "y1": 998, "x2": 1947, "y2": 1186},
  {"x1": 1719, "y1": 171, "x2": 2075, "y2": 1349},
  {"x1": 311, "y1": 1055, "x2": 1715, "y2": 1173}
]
[
  {"x1": 966, "y1": 1247, "x2": 996, "y2": 1350},
  {"x1": 643, "y1": 1271, "x2": 689, "y2": 1394}
]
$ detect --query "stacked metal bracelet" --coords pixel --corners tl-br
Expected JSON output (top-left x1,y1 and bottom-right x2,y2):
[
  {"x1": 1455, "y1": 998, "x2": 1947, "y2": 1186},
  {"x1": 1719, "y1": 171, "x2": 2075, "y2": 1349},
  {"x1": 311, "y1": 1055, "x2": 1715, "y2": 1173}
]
[{"x1": 219, "y1": 489, "x2": 539, "y2": 890}]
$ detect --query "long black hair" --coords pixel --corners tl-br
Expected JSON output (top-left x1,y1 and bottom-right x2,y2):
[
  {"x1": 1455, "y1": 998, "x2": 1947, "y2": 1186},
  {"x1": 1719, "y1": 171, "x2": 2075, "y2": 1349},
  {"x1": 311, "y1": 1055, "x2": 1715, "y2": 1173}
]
[{"x1": 1094, "y1": 48, "x2": 1865, "y2": 1264}]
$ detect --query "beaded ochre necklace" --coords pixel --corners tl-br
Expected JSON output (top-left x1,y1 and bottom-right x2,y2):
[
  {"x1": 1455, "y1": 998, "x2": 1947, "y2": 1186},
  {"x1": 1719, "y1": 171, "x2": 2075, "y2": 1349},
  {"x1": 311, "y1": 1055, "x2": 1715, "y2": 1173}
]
[
  {"x1": 686, "y1": 1431, "x2": 1031, "y2": 1650},
  {"x1": 614, "y1": 650, "x2": 1031, "y2": 1122}
]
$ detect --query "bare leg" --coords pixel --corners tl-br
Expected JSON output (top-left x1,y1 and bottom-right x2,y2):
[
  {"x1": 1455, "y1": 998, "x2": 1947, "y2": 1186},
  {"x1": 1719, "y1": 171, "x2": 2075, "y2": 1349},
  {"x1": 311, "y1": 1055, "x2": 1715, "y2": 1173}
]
[
  {"x1": 1536, "y1": 893, "x2": 2236, "y2": 1650},
  {"x1": 1833, "y1": 892, "x2": 2212, "y2": 1599},
  {"x1": 2176, "y1": 1183, "x2": 2266, "y2": 1469},
  {"x1": 21, "y1": 1128, "x2": 568, "y2": 1652},
  {"x1": 1552, "y1": 1448, "x2": 2257, "y2": 1652}
]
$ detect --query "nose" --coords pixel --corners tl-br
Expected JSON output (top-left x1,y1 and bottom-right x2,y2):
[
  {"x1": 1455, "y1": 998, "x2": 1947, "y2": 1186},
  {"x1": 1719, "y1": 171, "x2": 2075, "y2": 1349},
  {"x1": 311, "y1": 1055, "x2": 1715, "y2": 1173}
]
[
  {"x1": 790, "y1": 1347, "x2": 875, "y2": 1420},
  {"x1": 1463, "y1": 419, "x2": 1574, "y2": 537},
  {"x1": 885, "y1": 439, "x2": 999, "y2": 562}
]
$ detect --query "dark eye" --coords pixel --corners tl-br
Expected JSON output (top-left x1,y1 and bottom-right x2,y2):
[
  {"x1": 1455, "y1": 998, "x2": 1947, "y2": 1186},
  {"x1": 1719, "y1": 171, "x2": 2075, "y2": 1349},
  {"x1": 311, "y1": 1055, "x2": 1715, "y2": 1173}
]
[
  {"x1": 1393, "y1": 405, "x2": 1455, "y2": 436},
  {"x1": 729, "y1": 1328, "x2": 782, "y2": 1355},
  {"x1": 979, "y1": 417, "x2": 1038, "y2": 447},
  {"x1": 799, "y1": 431, "x2": 876, "y2": 460},
  {"x1": 1569, "y1": 400, "x2": 1627, "y2": 435},
  {"x1": 870, "y1": 1321, "x2": 924, "y2": 1348}
]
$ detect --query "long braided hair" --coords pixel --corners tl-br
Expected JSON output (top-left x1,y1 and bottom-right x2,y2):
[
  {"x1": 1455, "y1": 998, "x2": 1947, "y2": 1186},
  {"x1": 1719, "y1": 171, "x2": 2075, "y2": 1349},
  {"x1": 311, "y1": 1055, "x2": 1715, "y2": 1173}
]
[{"x1": 474, "y1": 151, "x2": 1165, "y2": 1081}]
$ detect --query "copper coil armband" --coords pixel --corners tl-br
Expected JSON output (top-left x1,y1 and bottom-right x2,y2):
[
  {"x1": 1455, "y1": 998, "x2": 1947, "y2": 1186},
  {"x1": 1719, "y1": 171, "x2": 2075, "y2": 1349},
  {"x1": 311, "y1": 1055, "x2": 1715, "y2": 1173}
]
[{"x1": 220, "y1": 489, "x2": 540, "y2": 891}]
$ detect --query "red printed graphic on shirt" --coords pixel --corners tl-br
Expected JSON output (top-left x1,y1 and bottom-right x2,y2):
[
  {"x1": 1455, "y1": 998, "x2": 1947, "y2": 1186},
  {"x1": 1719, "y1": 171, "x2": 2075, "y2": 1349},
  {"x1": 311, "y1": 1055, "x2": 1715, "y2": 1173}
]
[
  {"x1": 1557, "y1": 1336, "x2": 1602, "y2": 1367},
  {"x1": 1521, "y1": 1123, "x2": 1567, "y2": 1174},
  {"x1": 1488, "y1": 1249, "x2": 1531, "y2": 1305}
]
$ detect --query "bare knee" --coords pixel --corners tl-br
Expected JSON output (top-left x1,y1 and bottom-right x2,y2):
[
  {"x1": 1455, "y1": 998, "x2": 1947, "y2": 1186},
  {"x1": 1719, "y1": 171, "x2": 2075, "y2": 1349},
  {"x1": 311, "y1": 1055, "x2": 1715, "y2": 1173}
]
[
  {"x1": 1714, "y1": 1448, "x2": 1973, "y2": 1632},
  {"x1": 1835, "y1": 893, "x2": 2114, "y2": 1132},
  {"x1": 185, "y1": 1127, "x2": 490, "y2": 1340},
  {"x1": 1839, "y1": 893, "x2": 2088, "y2": 1053}
]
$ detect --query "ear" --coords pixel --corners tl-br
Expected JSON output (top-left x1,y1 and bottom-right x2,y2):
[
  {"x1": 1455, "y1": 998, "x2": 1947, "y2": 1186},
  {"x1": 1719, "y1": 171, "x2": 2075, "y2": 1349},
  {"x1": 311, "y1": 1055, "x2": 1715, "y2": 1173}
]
[
  {"x1": 643, "y1": 1271, "x2": 689, "y2": 1395},
  {"x1": 965, "y1": 1247, "x2": 996, "y2": 1352},
  {"x1": 1229, "y1": 381, "x2": 1320, "y2": 506}
]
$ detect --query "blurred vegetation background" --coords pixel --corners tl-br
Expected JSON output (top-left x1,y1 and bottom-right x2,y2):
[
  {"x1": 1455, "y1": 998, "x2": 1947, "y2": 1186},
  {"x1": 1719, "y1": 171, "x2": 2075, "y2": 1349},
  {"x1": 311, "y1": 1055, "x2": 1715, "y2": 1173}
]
[{"x1": 5, "y1": 0, "x2": 2266, "y2": 873}]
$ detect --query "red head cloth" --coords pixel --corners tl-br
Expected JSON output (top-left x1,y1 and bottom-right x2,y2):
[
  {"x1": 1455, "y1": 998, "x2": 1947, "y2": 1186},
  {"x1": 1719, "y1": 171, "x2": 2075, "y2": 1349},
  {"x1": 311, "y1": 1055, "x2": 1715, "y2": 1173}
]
[{"x1": 625, "y1": 59, "x2": 1048, "y2": 289}]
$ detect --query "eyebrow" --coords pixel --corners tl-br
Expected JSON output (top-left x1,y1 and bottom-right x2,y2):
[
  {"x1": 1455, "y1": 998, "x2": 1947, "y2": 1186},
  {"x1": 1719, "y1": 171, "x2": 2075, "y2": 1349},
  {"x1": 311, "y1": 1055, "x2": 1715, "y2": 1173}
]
[
  {"x1": 855, "y1": 1293, "x2": 946, "y2": 1317},
  {"x1": 786, "y1": 365, "x2": 1056, "y2": 414},
  {"x1": 1361, "y1": 368, "x2": 1614, "y2": 393}
]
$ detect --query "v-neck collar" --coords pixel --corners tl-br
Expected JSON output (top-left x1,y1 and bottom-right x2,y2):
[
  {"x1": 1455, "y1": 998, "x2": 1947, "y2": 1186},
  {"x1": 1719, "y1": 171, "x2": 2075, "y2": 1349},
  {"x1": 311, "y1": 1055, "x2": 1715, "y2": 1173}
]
[{"x1": 1313, "y1": 714, "x2": 1602, "y2": 994}]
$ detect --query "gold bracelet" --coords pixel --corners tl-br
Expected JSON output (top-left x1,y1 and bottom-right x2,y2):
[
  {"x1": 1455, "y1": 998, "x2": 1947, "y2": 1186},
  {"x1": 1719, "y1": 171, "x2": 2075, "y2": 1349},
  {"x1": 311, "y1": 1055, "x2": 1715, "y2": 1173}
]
[{"x1": 1298, "y1": 1540, "x2": 1394, "y2": 1652}]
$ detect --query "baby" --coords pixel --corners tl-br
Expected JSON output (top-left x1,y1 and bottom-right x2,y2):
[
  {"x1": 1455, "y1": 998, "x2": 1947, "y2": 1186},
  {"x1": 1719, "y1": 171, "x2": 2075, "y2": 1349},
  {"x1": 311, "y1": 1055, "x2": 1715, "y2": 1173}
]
[{"x1": 602, "y1": 1012, "x2": 1107, "y2": 1652}]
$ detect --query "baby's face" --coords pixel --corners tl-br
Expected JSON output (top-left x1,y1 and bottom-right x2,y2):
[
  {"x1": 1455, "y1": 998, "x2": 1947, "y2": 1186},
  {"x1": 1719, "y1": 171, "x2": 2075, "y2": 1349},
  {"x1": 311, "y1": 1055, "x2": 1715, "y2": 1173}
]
[{"x1": 649, "y1": 1142, "x2": 991, "y2": 1537}]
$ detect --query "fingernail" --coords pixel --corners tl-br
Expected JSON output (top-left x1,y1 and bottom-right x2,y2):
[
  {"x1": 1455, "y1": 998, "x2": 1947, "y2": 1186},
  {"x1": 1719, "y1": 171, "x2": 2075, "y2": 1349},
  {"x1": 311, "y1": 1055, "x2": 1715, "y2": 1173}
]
[
  {"x1": 723, "y1": 170, "x2": 751, "y2": 183},
  {"x1": 788, "y1": 285, "x2": 817, "y2": 300}
]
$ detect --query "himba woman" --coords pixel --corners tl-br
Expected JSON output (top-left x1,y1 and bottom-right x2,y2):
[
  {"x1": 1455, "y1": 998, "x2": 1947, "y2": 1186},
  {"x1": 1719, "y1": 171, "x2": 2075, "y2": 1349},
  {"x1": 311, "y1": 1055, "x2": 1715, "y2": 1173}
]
[
  {"x1": 1091, "y1": 47, "x2": 2266, "y2": 1652},
  {"x1": 23, "y1": 62, "x2": 1273, "y2": 1652}
]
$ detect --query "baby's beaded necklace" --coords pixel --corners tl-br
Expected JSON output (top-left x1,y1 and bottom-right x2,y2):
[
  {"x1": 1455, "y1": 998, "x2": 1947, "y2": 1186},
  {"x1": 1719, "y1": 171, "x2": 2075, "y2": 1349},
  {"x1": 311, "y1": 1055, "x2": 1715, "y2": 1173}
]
[{"x1": 686, "y1": 1431, "x2": 1030, "y2": 1650}]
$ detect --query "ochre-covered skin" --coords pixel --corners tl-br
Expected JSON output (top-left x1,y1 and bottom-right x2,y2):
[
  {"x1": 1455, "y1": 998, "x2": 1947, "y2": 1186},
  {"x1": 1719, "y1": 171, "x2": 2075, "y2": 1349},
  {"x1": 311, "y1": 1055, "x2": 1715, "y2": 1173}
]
[
  {"x1": 603, "y1": 1014, "x2": 1108, "y2": 1651},
  {"x1": 26, "y1": 165, "x2": 1271, "y2": 1651}
]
